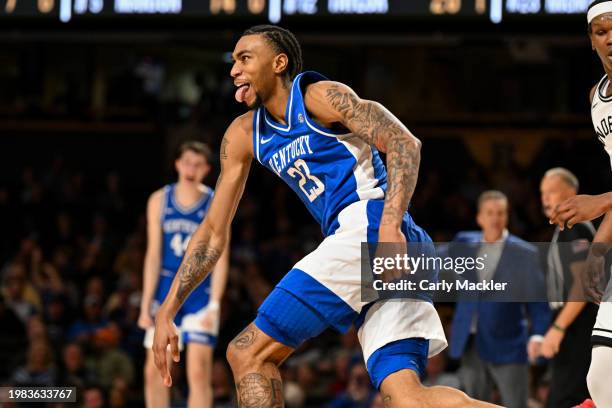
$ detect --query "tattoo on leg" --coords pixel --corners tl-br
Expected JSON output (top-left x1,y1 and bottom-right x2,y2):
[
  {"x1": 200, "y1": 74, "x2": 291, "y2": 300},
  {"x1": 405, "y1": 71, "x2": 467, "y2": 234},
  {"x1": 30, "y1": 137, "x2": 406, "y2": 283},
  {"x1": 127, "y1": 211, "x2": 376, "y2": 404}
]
[
  {"x1": 237, "y1": 373, "x2": 272, "y2": 408},
  {"x1": 232, "y1": 327, "x2": 257, "y2": 350},
  {"x1": 383, "y1": 395, "x2": 392, "y2": 407},
  {"x1": 176, "y1": 242, "x2": 221, "y2": 302},
  {"x1": 270, "y1": 378, "x2": 283, "y2": 408}
]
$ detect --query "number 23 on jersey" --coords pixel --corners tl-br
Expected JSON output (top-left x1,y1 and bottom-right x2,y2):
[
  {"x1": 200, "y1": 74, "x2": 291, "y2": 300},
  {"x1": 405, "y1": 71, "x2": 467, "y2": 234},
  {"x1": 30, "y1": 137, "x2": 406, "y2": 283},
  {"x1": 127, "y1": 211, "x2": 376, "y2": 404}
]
[{"x1": 287, "y1": 159, "x2": 325, "y2": 202}]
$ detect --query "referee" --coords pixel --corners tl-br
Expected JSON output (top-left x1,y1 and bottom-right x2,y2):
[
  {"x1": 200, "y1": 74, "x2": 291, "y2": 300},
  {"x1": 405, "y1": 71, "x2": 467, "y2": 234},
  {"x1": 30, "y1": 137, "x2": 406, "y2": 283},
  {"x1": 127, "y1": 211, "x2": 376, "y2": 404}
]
[{"x1": 540, "y1": 168, "x2": 598, "y2": 408}]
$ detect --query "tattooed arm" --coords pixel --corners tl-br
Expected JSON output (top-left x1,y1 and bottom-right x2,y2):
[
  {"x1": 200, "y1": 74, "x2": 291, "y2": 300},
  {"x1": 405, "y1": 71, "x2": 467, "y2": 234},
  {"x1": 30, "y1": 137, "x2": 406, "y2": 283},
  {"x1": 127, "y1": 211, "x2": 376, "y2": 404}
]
[
  {"x1": 305, "y1": 81, "x2": 421, "y2": 230},
  {"x1": 153, "y1": 112, "x2": 253, "y2": 386}
]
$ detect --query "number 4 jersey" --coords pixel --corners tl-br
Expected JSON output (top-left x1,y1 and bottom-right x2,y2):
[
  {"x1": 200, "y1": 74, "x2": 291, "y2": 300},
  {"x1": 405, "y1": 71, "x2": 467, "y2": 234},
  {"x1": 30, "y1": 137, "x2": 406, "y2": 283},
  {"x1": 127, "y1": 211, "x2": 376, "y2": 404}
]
[
  {"x1": 158, "y1": 183, "x2": 214, "y2": 304},
  {"x1": 253, "y1": 71, "x2": 388, "y2": 236}
]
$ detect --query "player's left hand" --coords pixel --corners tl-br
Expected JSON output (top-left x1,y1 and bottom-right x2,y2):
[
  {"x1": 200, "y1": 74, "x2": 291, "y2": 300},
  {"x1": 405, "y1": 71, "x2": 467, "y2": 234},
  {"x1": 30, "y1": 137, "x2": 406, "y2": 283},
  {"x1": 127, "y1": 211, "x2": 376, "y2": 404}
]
[
  {"x1": 200, "y1": 301, "x2": 220, "y2": 333},
  {"x1": 152, "y1": 307, "x2": 180, "y2": 387},
  {"x1": 549, "y1": 194, "x2": 608, "y2": 230},
  {"x1": 540, "y1": 327, "x2": 565, "y2": 359},
  {"x1": 376, "y1": 226, "x2": 408, "y2": 283}
]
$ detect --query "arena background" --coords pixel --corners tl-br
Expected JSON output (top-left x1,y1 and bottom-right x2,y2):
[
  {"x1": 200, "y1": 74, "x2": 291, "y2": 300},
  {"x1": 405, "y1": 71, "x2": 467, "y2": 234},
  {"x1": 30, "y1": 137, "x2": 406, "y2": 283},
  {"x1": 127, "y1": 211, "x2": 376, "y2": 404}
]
[{"x1": 1, "y1": 0, "x2": 610, "y2": 406}]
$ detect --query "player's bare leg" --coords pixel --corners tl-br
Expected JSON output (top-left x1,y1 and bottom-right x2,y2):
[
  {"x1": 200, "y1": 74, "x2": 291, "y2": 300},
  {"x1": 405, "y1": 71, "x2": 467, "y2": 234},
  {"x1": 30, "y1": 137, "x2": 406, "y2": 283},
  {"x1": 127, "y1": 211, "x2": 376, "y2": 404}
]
[
  {"x1": 587, "y1": 346, "x2": 612, "y2": 407},
  {"x1": 145, "y1": 348, "x2": 171, "y2": 408},
  {"x1": 379, "y1": 369, "x2": 501, "y2": 408},
  {"x1": 186, "y1": 343, "x2": 213, "y2": 408},
  {"x1": 226, "y1": 323, "x2": 293, "y2": 407}
]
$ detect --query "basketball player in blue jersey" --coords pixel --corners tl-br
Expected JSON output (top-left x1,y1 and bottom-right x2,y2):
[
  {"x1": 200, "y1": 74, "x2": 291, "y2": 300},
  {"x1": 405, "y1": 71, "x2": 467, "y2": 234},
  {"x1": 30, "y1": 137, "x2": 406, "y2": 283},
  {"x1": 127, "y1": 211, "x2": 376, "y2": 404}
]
[
  {"x1": 152, "y1": 26, "x2": 498, "y2": 407},
  {"x1": 138, "y1": 141, "x2": 229, "y2": 408},
  {"x1": 548, "y1": 2, "x2": 612, "y2": 406}
]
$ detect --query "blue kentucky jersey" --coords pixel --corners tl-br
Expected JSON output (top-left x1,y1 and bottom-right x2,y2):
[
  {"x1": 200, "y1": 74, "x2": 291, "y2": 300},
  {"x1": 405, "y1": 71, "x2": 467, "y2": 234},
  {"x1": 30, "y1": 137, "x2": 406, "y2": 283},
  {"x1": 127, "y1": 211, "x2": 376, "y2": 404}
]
[
  {"x1": 161, "y1": 183, "x2": 214, "y2": 273},
  {"x1": 252, "y1": 71, "x2": 387, "y2": 236}
]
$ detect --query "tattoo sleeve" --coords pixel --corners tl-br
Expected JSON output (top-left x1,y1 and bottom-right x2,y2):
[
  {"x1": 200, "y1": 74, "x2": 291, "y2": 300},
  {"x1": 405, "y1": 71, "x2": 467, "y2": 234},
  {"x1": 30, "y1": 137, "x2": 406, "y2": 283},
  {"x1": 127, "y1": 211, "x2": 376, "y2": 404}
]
[
  {"x1": 325, "y1": 85, "x2": 420, "y2": 226},
  {"x1": 176, "y1": 242, "x2": 222, "y2": 302}
]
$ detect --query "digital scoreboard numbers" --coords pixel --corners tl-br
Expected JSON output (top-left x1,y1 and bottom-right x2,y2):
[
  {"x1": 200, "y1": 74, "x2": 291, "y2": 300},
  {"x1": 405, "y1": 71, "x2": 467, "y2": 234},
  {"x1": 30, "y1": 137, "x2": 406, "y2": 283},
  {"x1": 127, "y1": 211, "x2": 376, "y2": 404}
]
[
  {"x1": 273, "y1": 0, "x2": 488, "y2": 22},
  {"x1": 0, "y1": 0, "x2": 594, "y2": 23},
  {"x1": 493, "y1": 0, "x2": 592, "y2": 22}
]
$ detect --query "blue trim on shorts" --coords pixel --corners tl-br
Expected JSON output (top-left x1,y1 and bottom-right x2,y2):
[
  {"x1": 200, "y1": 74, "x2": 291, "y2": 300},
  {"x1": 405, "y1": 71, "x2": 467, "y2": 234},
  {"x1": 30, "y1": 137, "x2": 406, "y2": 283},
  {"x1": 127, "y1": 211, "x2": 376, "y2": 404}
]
[
  {"x1": 366, "y1": 338, "x2": 429, "y2": 390},
  {"x1": 354, "y1": 302, "x2": 374, "y2": 331},
  {"x1": 276, "y1": 268, "x2": 358, "y2": 332},
  {"x1": 255, "y1": 286, "x2": 329, "y2": 348},
  {"x1": 182, "y1": 331, "x2": 217, "y2": 347}
]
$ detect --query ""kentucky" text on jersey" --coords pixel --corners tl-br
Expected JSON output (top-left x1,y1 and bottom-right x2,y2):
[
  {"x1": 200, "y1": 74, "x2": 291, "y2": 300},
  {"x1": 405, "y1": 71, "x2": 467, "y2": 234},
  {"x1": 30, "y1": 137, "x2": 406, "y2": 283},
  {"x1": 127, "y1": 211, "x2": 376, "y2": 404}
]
[{"x1": 268, "y1": 134, "x2": 314, "y2": 175}]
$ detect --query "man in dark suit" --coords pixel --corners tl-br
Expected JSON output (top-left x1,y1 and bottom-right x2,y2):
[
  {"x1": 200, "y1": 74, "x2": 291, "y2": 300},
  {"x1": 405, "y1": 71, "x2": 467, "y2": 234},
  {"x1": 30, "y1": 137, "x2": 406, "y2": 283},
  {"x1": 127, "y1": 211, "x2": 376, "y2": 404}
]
[{"x1": 449, "y1": 190, "x2": 551, "y2": 408}]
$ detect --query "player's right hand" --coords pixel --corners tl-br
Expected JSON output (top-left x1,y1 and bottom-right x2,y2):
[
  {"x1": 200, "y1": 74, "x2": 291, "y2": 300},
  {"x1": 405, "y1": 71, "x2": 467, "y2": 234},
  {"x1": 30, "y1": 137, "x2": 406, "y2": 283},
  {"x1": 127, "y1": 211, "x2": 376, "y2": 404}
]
[
  {"x1": 152, "y1": 308, "x2": 180, "y2": 387},
  {"x1": 549, "y1": 194, "x2": 607, "y2": 230},
  {"x1": 137, "y1": 310, "x2": 154, "y2": 329}
]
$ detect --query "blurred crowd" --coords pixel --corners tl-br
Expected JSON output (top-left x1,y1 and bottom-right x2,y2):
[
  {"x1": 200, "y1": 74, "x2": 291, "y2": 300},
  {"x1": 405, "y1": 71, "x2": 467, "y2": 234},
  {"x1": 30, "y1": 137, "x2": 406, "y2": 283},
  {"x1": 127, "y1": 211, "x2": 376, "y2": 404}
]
[
  {"x1": 0, "y1": 18, "x2": 610, "y2": 407},
  {"x1": 0, "y1": 128, "x2": 610, "y2": 407}
]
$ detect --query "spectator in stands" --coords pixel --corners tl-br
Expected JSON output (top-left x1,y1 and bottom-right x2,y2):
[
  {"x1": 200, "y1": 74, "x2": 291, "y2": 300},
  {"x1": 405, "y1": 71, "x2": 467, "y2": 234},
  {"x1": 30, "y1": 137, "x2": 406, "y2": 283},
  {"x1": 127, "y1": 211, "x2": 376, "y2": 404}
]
[
  {"x1": 87, "y1": 323, "x2": 134, "y2": 388},
  {"x1": 27, "y1": 315, "x2": 48, "y2": 343},
  {"x1": 11, "y1": 339, "x2": 56, "y2": 386},
  {"x1": 85, "y1": 276, "x2": 106, "y2": 299},
  {"x1": 44, "y1": 293, "x2": 70, "y2": 349},
  {"x1": 30, "y1": 246, "x2": 64, "y2": 299},
  {"x1": 59, "y1": 342, "x2": 97, "y2": 389},
  {"x1": 0, "y1": 294, "x2": 26, "y2": 381},
  {"x1": 1, "y1": 261, "x2": 41, "y2": 324},
  {"x1": 109, "y1": 378, "x2": 129, "y2": 408},
  {"x1": 67, "y1": 295, "x2": 110, "y2": 344},
  {"x1": 328, "y1": 363, "x2": 375, "y2": 408},
  {"x1": 83, "y1": 385, "x2": 106, "y2": 408}
]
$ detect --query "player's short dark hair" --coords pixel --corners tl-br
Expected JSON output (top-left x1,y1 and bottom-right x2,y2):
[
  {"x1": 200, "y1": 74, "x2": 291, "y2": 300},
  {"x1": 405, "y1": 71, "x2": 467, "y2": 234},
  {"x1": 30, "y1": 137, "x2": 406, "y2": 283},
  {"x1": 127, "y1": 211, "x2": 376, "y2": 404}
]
[
  {"x1": 242, "y1": 25, "x2": 303, "y2": 81},
  {"x1": 177, "y1": 141, "x2": 212, "y2": 164},
  {"x1": 477, "y1": 190, "x2": 508, "y2": 212}
]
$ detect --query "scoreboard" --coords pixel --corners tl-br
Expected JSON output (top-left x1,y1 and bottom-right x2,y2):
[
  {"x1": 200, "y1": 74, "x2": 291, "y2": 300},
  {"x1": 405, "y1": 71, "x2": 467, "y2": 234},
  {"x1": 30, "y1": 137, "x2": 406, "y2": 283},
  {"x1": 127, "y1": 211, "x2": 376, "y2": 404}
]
[{"x1": 0, "y1": 0, "x2": 593, "y2": 24}]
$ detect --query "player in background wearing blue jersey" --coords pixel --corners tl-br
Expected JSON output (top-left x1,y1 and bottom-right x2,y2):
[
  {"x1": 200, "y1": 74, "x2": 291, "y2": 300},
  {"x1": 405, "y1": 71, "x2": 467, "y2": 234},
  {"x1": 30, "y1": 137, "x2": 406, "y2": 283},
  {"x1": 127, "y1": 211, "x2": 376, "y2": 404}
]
[
  {"x1": 152, "y1": 26, "x2": 498, "y2": 407},
  {"x1": 138, "y1": 141, "x2": 229, "y2": 408}
]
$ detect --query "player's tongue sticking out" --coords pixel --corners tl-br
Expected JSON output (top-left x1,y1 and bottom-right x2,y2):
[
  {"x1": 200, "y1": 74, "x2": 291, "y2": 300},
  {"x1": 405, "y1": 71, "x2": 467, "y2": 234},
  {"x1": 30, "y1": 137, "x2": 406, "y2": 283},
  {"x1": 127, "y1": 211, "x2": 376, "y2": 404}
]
[{"x1": 235, "y1": 85, "x2": 249, "y2": 103}]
